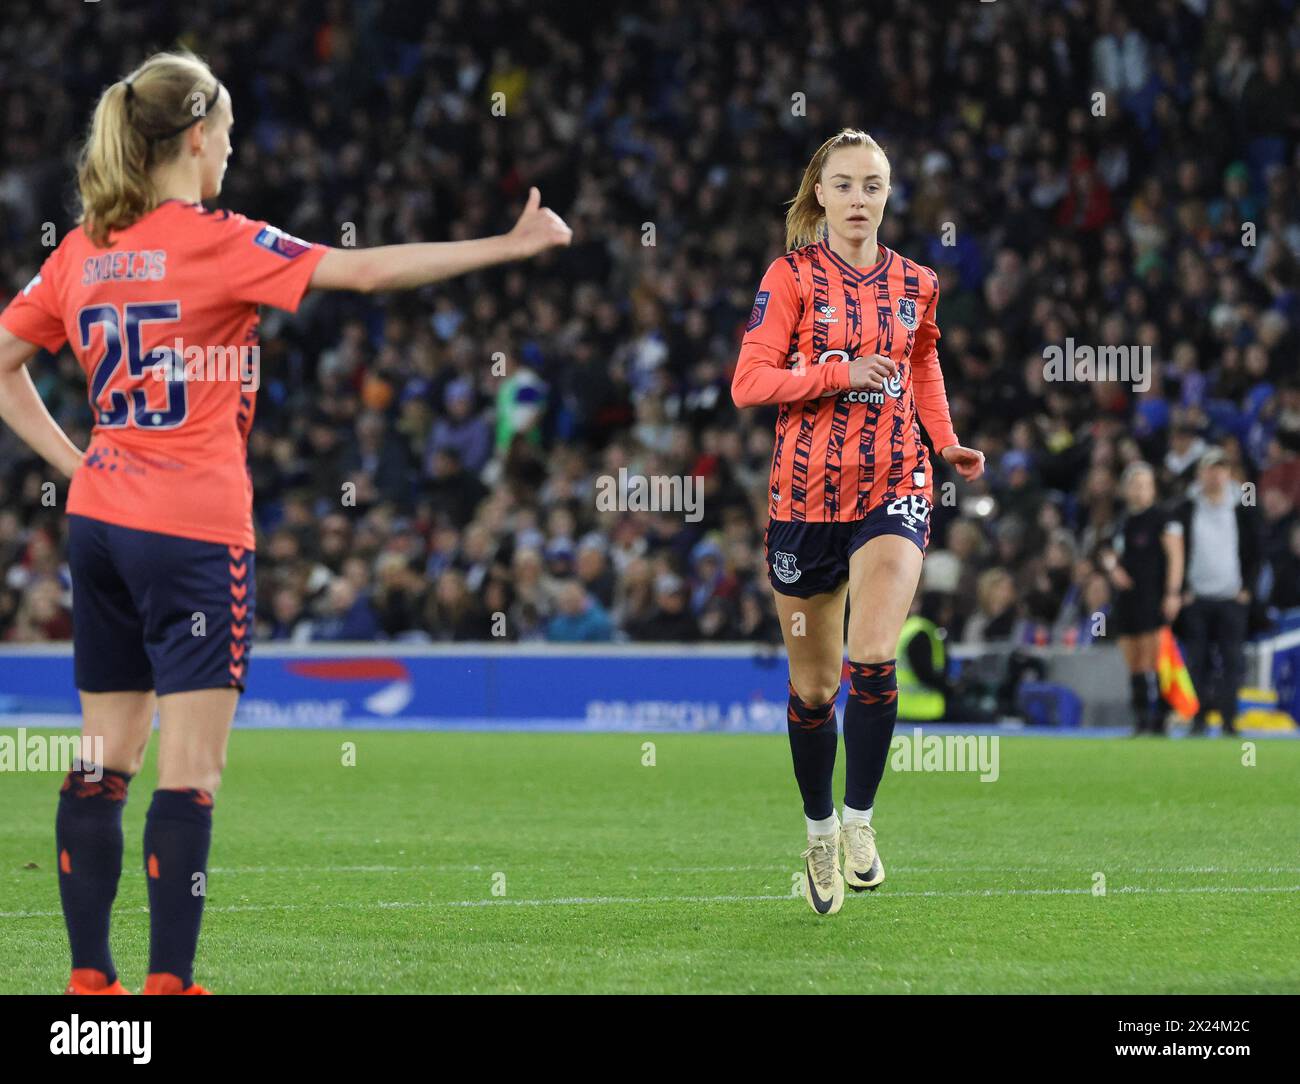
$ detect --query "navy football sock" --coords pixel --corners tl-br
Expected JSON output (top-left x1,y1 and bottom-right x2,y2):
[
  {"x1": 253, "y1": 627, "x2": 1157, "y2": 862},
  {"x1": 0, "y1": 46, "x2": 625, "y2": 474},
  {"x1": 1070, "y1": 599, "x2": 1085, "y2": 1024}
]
[
  {"x1": 144, "y1": 788, "x2": 214, "y2": 986},
  {"x1": 56, "y1": 766, "x2": 132, "y2": 981},
  {"x1": 1130, "y1": 672, "x2": 1152, "y2": 730},
  {"x1": 787, "y1": 681, "x2": 838, "y2": 822},
  {"x1": 843, "y1": 660, "x2": 899, "y2": 812}
]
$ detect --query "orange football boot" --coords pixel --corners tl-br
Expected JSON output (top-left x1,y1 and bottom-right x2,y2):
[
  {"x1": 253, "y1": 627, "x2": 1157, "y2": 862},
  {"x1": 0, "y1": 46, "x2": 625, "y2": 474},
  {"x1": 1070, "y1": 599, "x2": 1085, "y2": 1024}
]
[
  {"x1": 143, "y1": 972, "x2": 211, "y2": 995},
  {"x1": 65, "y1": 968, "x2": 131, "y2": 995}
]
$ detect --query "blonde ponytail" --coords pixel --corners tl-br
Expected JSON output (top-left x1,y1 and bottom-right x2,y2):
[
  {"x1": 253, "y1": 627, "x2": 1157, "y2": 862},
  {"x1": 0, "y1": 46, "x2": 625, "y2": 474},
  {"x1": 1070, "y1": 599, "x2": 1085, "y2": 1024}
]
[
  {"x1": 77, "y1": 51, "x2": 221, "y2": 247},
  {"x1": 784, "y1": 129, "x2": 890, "y2": 251}
]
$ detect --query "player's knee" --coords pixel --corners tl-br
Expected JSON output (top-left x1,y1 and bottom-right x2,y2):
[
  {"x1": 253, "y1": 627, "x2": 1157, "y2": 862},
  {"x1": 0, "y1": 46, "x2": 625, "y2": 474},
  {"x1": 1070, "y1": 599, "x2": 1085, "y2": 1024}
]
[
  {"x1": 158, "y1": 748, "x2": 226, "y2": 794},
  {"x1": 122, "y1": 743, "x2": 149, "y2": 777},
  {"x1": 159, "y1": 767, "x2": 223, "y2": 794},
  {"x1": 849, "y1": 638, "x2": 896, "y2": 665},
  {"x1": 96, "y1": 730, "x2": 150, "y2": 776},
  {"x1": 196, "y1": 753, "x2": 226, "y2": 795},
  {"x1": 790, "y1": 673, "x2": 841, "y2": 707}
]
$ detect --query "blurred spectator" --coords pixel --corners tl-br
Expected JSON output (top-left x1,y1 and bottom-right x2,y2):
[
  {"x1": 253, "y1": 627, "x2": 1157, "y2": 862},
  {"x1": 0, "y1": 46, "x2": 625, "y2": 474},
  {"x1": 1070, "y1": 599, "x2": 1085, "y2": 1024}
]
[
  {"x1": 546, "y1": 580, "x2": 615, "y2": 642},
  {"x1": 626, "y1": 573, "x2": 699, "y2": 642},
  {"x1": 1269, "y1": 523, "x2": 1300, "y2": 611},
  {"x1": 373, "y1": 554, "x2": 430, "y2": 638},
  {"x1": 4, "y1": 576, "x2": 72, "y2": 642},
  {"x1": 424, "y1": 569, "x2": 494, "y2": 641},
  {"x1": 963, "y1": 569, "x2": 1023, "y2": 645},
  {"x1": 426, "y1": 378, "x2": 493, "y2": 476},
  {"x1": 1173, "y1": 448, "x2": 1261, "y2": 735},
  {"x1": 265, "y1": 587, "x2": 311, "y2": 643},
  {"x1": 308, "y1": 579, "x2": 381, "y2": 642}
]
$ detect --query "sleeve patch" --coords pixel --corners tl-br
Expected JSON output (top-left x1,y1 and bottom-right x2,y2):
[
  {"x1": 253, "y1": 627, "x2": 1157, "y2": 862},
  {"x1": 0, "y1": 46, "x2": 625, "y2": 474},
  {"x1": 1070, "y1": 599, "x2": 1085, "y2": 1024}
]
[
  {"x1": 747, "y1": 290, "x2": 770, "y2": 331},
  {"x1": 253, "y1": 225, "x2": 312, "y2": 259}
]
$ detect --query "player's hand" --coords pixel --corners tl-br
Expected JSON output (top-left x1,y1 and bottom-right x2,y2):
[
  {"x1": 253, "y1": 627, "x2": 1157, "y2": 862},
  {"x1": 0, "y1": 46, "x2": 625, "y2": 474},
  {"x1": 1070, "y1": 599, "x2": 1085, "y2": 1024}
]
[
  {"x1": 940, "y1": 443, "x2": 985, "y2": 481},
  {"x1": 506, "y1": 187, "x2": 572, "y2": 259},
  {"x1": 1110, "y1": 566, "x2": 1135, "y2": 591},
  {"x1": 1162, "y1": 591, "x2": 1181, "y2": 623},
  {"x1": 847, "y1": 353, "x2": 896, "y2": 390}
]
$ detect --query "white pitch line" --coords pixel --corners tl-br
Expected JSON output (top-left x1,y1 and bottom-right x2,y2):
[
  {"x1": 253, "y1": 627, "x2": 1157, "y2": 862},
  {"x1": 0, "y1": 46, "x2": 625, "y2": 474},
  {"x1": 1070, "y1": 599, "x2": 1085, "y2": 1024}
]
[
  {"x1": 3, "y1": 883, "x2": 1299, "y2": 920},
  {"x1": 211, "y1": 863, "x2": 1300, "y2": 876},
  {"x1": 9, "y1": 863, "x2": 1300, "y2": 879},
  {"x1": 207, "y1": 865, "x2": 410, "y2": 874},
  {"x1": 628, "y1": 865, "x2": 1300, "y2": 875}
]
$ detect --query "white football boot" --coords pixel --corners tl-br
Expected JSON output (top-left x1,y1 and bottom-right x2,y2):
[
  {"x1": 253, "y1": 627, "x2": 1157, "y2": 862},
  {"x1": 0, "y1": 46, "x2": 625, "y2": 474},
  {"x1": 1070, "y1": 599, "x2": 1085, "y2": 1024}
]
[
  {"x1": 842, "y1": 819, "x2": 885, "y2": 891},
  {"x1": 801, "y1": 823, "x2": 845, "y2": 915}
]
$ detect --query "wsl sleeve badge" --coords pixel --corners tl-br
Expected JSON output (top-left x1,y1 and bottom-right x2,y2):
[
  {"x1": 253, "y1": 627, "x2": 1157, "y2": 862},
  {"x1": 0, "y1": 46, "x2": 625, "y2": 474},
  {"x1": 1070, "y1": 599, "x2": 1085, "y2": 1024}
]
[
  {"x1": 252, "y1": 224, "x2": 313, "y2": 259},
  {"x1": 747, "y1": 290, "x2": 770, "y2": 331}
]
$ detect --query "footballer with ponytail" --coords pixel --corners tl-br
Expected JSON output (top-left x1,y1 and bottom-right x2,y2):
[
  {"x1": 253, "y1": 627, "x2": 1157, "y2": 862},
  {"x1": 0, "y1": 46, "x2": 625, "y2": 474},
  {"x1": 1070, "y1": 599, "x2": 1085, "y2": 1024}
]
[
  {"x1": 731, "y1": 128, "x2": 985, "y2": 916},
  {"x1": 78, "y1": 51, "x2": 224, "y2": 247},
  {"x1": 0, "y1": 50, "x2": 571, "y2": 994}
]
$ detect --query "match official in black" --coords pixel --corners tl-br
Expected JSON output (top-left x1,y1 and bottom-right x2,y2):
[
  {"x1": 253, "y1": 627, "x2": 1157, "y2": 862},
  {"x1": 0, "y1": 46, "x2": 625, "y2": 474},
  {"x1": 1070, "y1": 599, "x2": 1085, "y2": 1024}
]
[{"x1": 1102, "y1": 462, "x2": 1184, "y2": 736}]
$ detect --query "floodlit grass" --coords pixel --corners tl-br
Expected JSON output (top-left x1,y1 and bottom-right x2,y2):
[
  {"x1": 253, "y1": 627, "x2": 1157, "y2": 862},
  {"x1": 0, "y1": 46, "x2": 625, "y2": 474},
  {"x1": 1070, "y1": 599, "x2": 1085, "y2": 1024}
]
[{"x1": 2, "y1": 730, "x2": 1297, "y2": 993}]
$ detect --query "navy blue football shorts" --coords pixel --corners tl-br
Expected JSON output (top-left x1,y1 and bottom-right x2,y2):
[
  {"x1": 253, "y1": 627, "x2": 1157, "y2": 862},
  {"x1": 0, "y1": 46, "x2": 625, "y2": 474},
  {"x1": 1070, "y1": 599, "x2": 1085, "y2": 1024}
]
[
  {"x1": 765, "y1": 496, "x2": 932, "y2": 598},
  {"x1": 68, "y1": 515, "x2": 255, "y2": 696}
]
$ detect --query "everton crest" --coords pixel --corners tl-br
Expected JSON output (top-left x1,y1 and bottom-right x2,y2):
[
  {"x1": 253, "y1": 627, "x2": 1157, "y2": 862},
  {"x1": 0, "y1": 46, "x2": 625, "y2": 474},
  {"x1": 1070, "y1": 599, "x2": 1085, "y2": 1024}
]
[{"x1": 772, "y1": 551, "x2": 801, "y2": 584}]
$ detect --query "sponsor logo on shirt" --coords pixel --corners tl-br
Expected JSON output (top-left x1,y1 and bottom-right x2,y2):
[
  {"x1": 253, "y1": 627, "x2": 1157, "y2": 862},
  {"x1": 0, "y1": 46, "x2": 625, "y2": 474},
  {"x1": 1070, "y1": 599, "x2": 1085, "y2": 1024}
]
[{"x1": 819, "y1": 350, "x2": 905, "y2": 404}]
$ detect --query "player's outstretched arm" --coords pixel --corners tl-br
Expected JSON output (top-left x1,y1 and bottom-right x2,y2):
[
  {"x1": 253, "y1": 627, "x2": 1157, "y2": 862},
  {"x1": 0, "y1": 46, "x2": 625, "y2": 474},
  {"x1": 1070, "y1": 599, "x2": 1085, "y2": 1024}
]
[
  {"x1": 309, "y1": 186, "x2": 572, "y2": 294},
  {"x1": 0, "y1": 326, "x2": 83, "y2": 479}
]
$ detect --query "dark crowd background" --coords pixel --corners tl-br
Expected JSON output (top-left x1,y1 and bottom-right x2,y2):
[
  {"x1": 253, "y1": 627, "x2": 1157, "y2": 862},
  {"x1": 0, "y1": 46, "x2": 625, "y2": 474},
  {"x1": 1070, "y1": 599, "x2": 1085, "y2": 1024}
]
[{"x1": 1, "y1": 0, "x2": 1298, "y2": 647}]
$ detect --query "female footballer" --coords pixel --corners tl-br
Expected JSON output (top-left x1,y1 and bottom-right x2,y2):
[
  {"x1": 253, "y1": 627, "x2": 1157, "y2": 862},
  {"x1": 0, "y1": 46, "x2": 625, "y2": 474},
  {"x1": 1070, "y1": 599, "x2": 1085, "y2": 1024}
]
[
  {"x1": 0, "y1": 51, "x2": 570, "y2": 993},
  {"x1": 732, "y1": 130, "x2": 985, "y2": 915}
]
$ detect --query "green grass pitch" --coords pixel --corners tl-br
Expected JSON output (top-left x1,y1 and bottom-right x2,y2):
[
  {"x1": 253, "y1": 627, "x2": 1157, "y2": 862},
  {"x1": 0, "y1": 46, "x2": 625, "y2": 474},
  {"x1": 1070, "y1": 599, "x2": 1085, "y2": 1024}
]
[{"x1": 2, "y1": 729, "x2": 1298, "y2": 993}]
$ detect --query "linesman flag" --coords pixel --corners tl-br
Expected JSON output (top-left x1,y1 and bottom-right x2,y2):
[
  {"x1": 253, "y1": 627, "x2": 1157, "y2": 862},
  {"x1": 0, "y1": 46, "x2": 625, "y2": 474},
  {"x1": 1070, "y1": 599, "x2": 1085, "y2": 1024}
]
[{"x1": 1157, "y1": 625, "x2": 1199, "y2": 720}]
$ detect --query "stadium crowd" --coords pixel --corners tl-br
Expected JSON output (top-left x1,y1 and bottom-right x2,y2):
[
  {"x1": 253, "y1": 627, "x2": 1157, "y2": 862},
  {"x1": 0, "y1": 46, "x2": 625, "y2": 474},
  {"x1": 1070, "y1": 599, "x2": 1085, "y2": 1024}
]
[{"x1": 1, "y1": 0, "x2": 1298, "y2": 647}]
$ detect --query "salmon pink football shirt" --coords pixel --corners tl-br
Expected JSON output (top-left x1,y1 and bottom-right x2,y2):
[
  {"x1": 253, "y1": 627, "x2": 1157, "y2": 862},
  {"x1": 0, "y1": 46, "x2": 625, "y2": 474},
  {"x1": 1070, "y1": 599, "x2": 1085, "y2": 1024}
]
[
  {"x1": 732, "y1": 240, "x2": 959, "y2": 523},
  {"x1": 0, "y1": 200, "x2": 327, "y2": 549}
]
